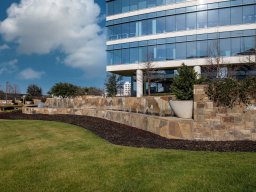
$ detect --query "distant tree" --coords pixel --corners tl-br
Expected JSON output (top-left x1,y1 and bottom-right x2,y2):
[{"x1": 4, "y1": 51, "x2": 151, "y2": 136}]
[
  {"x1": 27, "y1": 84, "x2": 42, "y2": 97},
  {"x1": 105, "y1": 73, "x2": 123, "y2": 97},
  {"x1": 48, "y1": 83, "x2": 79, "y2": 98},
  {"x1": 87, "y1": 87, "x2": 103, "y2": 96}
]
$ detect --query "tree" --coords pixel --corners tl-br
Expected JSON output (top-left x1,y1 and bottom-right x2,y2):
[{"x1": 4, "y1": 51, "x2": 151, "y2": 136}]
[
  {"x1": 27, "y1": 84, "x2": 42, "y2": 97},
  {"x1": 206, "y1": 38, "x2": 229, "y2": 79},
  {"x1": 172, "y1": 64, "x2": 203, "y2": 100},
  {"x1": 48, "y1": 83, "x2": 79, "y2": 98},
  {"x1": 142, "y1": 59, "x2": 157, "y2": 96},
  {"x1": 105, "y1": 73, "x2": 123, "y2": 97}
]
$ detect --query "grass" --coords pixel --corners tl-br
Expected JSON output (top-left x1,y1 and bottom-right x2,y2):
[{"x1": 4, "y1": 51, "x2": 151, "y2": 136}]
[{"x1": 0, "y1": 120, "x2": 255, "y2": 192}]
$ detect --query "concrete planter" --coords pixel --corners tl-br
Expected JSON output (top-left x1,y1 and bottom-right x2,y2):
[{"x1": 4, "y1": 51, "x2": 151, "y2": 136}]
[{"x1": 169, "y1": 100, "x2": 193, "y2": 119}]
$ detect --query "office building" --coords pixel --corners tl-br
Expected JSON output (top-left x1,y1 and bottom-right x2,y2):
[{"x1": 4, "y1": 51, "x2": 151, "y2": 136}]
[{"x1": 106, "y1": 0, "x2": 256, "y2": 97}]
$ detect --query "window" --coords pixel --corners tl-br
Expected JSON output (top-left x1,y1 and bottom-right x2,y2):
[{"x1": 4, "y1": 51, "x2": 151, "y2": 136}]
[
  {"x1": 122, "y1": 0, "x2": 130, "y2": 13},
  {"x1": 187, "y1": 42, "x2": 197, "y2": 59},
  {"x1": 219, "y1": 8, "x2": 230, "y2": 26},
  {"x1": 156, "y1": 44, "x2": 166, "y2": 61},
  {"x1": 231, "y1": 37, "x2": 241, "y2": 56},
  {"x1": 197, "y1": 11, "x2": 207, "y2": 28},
  {"x1": 122, "y1": 49, "x2": 130, "y2": 64},
  {"x1": 121, "y1": 23, "x2": 129, "y2": 38},
  {"x1": 220, "y1": 39, "x2": 231, "y2": 56},
  {"x1": 107, "y1": 1, "x2": 114, "y2": 16},
  {"x1": 114, "y1": 49, "x2": 122, "y2": 65},
  {"x1": 139, "y1": 46, "x2": 148, "y2": 62},
  {"x1": 138, "y1": 0, "x2": 147, "y2": 9},
  {"x1": 197, "y1": 40, "x2": 208, "y2": 58},
  {"x1": 129, "y1": 22, "x2": 137, "y2": 37},
  {"x1": 166, "y1": 44, "x2": 176, "y2": 60},
  {"x1": 148, "y1": 45, "x2": 157, "y2": 61},
  {"x1": 130, "y1": 48, "x2": 139, "y2": 63},
  {"x1": 166, "y1": 16, "x2": 176, "y2": 32},
  {"x1": 176, "y1": 42, "x2": 186, "y2": 59},
  {"x1": 243, "y1": 5, "x2": 255, "y2": 24},
  {"x1": 107, "y1": 51, "x2": 114, "y2": 65},
  {"x1": 208, "y1": 9, "x2": 218, "y2": 27},
  {"x1": 242, "y1": 36, "x2": 255, "y2": 53},
  {"x1": 156, "y1": 17, "x2": 166, "y2": 33},
  {"x1": 148, "y1": 0, "x2": 157, "y2": 8},
  {"x1": 186, "y1": 12, "x2": 196, "y2": 30},
  {"x1": 176, "y1": 14, "x2": 186, "y2": 31},
  {"x1": 142, "y1": 19, "x2": 152, "y2": 36},
  {"x1": 231, "y1": 7, "x2": 242, "y2": 25},
  {"x1": 130, "y1": 0, "x2": 138, "y2": 11}
]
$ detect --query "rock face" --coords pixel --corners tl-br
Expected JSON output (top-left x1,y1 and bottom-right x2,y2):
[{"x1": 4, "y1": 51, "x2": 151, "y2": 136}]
[
  {"x1": 45, "y1": 96, "x2": 174, "y2": 117},
  {"x1": 23, "y1": 86, "x2": 256, "y2": 141}
]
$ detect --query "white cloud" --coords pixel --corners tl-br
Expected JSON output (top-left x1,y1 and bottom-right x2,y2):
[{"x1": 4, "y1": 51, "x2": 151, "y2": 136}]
[
  {"x1": 0, "y1": 44, "x2": 10, "y2": 51},
  {"x1": 18, "y1": 68, "x2": 44, "y2": 80},
  {"x1": 0, "y1": 59, "x2": 18, "y2": 74},
  {"x1": 0, "y1": 0, "x2": 106, "y2": 75}
]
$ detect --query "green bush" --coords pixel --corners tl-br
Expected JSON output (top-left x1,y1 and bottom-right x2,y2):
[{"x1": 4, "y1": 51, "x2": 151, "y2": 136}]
[
  {"x1": 207, "y1": 77, "x2": 256, "y2": 108},
  {"x1": 172, "y1": 64, "x2": 204, "y2": 100}
]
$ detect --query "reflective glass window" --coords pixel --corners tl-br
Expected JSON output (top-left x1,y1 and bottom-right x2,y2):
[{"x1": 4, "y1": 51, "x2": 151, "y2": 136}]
[
  {"x1": 220, "y1": 39, "x2": 231, "y2": 56},
  {"x1": 219, "y1": 8, "x2": 230, "y2": 26},
  {"x1": 139, "y1": 46, "x2": 148, "y2": 62},
  {"x1": 156, "y1": 44, "x2": 166, "y2": 61},
  {"x1": 148, "y1": 0, "x2": 157, "y2": 8},
  {"x1": 197, "y1": 40, "x2": 208, "y2": 58},
  {"x1": 129, "y1": 22, "x2": 137, "y2": 37},
  {"x1": 176, "y1": 42, "x2": 186, "y2": 59},
  {"x1": 208, "y1": 9, "x2": 218, "y2": 27},
  {"x1": 114, "y1": 0, "x2": 122, "y2": 15},
  {"x1": 243, "y1": 5, "x2": 255, "y2": 23},
  {"x1": 142, "y1": 19, "x2": 152, "y2": 36},
  {"x1": 231, "y1": 7, "x2": 242, "y2": 25},
  {"x1": 166, "y1": 0, "x2": 175, "y2": 5},
  {"x1": 186, "y1": 12, "x2": 196, "y2": 30},
  {"x1": 166, "y1": 16, "x2": 176, "y2": 32},
  {"x1": 122, "y1": 49, "x2": 130, "y2": 64},
  {"x1": 130, "y1": 47, "x2": 139, "y2": 63},
  {"x1": 130, "y1": 0, "x2": 138, "y2": 11},
  {"x1": 242, "y1": 36, "x2": 255, "y2": 53},
  {"x1": 122, "y1": 0, "x2": 130, "y2": 12},
  {"x1": 107, "y1": 51, "x2": 114, "y2": 65},
  {"x1": 231, "y1": 37, "x2": 241, "y2": 56},
  {"x1": 166, "y1": 44, "x2": 176, "y2": 60},
  {"x1": 156, "y1": 17, "x2": 166, "y2": 33},
  {"x1": 176, "y1": 14, "x2": 186, "y2": 31},
  {"x1": 107, "y1": 1, "x2": 114, "y2": 16},
  {"x1": 187, "y1": 42, "x2": 197, "y2": 59},
  {"x1": 114, "y1": 49, "x2": 122, "y2": 65},
  {"x1": 148, "y1": 45, "x2": 157, "y2": 61},
  {"x1": 121, "y1": 23, "x2": 129, "y2": 38},
  {"x1": 197, "y1": 11, "x2": 207, "y2": 28},
  {"x1": 138, "y1": 0, "x2": 147, "y2": 9},
  {"x1": 156, "y1": 0, "x2": 165, "y2": 6}
]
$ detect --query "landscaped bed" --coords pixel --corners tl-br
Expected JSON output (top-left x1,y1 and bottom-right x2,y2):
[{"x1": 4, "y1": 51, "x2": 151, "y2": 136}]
[
  {"x1": 0, "y1": 119, "x2": 255, "y2": 192},
  {"x1": 0, "y1": 111, "x2": 255, "y2": 152}
]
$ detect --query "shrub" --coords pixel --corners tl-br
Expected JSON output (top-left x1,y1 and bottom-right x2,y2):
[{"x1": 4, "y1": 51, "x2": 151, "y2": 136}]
[
  {"x1": 172, "y1": 64, "x2": 204, "y2": 100},
  {"x1": 207, "y1": 77, "x2": 256, "y2": 108}
]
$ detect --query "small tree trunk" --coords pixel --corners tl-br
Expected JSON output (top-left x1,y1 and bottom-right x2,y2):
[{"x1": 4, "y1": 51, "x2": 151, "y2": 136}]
[{"x1": 148, "y1": 79, "x2": 150, "y2": 96}]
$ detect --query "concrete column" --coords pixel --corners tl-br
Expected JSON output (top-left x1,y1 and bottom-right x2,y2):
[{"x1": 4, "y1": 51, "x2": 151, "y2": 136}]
[
  {"x1": 136, "y1": 69, "x2": 143, "y2": 97},
  {"x1": 194, "y1": 66, "x2": 201, "y2": 78}
]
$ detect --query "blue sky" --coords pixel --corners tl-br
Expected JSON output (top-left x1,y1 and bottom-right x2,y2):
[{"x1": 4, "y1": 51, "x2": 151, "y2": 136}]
[{"x1": 0, "y1": 0, "x2": 106, "y2": 94}]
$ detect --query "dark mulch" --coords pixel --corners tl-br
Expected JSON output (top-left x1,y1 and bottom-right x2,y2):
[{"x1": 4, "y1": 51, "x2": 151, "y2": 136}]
[{"x1": 0, "y1": 111, "x2": 255, "y2": 152}]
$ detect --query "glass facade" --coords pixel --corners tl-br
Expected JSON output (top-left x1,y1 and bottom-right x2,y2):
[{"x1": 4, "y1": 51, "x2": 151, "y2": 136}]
[
  {"x1": 107, "y1": 30, "x2": 256, "y2": 65},
  {"x1": 107, "y1": 4, "x2": 256, "y2": 40},
  {"x1": 107, "y1": 0, "x2": 256, "y2": 16}
]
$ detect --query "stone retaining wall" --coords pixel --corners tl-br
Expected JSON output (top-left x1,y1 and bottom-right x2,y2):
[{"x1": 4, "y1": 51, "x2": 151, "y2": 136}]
[
  {"x1": 23, "y1": 85, "x2": 256, "y2": 141},
  {"x1": 193, "y1": 85, "x2": 256, "y2": 141},
  {"x1": 22, "y1": 107, "x2": 193, "y2": 140},
  {"x1": 45, "y1": 96, "x2": 174, "y2": 116}
]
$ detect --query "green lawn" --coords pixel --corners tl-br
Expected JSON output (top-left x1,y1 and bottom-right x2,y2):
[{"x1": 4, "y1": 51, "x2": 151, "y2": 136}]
[{"x1": 0, "y1": 120, "x2": 255, "y2": 192}]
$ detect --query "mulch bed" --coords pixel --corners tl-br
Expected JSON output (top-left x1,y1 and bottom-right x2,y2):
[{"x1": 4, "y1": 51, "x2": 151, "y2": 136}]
[{"x1": 0, "y1": 111, "x2": 255, "y2": 152}]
